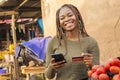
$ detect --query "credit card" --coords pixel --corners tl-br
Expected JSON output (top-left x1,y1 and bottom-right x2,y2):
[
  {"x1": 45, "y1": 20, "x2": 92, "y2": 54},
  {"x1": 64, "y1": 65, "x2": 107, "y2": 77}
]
[{"x1": 72, "y1": 56, "x2": 84, "y2": 62}]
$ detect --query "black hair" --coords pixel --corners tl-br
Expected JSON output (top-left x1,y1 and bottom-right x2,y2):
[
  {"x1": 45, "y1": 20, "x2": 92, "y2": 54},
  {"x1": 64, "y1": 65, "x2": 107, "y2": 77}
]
[{"x1": 55, "y1": 4, "x2": 89, "y2": 55}]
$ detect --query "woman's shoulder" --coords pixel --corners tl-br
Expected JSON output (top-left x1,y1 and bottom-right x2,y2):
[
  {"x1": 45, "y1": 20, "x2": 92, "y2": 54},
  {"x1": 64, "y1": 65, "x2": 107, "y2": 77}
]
[
  {"x1": 83, "y1": 36, "x2": 98, "y2": 43},
  {"x1": 50, "y1": 36, "x2": 58, "y2": 41},
  {"x1": 48, "y1": 36, "x2": 58, "y2": 43},
  {"x1": 86, "y1": 36, "x2": 96, "y2": 40}
]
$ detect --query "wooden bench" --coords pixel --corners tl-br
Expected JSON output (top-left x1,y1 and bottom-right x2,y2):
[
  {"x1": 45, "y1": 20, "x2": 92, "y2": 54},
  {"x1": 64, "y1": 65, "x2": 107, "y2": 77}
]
[
  {"x1": 21, "y1": 66, "x2": 45, "y2": 80},
  {"x1": 0, "y1": 73, "x2": 12, "y2": 80}
]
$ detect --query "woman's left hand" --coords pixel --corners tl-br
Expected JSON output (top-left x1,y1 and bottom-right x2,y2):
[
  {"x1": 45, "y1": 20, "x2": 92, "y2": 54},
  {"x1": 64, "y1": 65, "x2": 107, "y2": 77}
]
[{"x1": 81, "y1": 53, "x2": 93, "y2": 67}]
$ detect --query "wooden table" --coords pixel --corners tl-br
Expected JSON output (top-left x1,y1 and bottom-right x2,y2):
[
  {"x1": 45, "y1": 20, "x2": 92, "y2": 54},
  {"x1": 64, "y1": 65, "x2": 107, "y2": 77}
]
[
  {"x1": 0, "y1": 62, "x2": 13, "y2": 80},
  {"x1": 21, "y1": 66, "x2": 45, "y2": 80},
  {"x1": 0, "y1": 73, "x2": 12, "y2": 80}
]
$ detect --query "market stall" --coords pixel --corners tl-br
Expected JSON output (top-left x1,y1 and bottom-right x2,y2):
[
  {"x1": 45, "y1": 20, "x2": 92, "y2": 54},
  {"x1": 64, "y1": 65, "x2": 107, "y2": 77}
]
[{"x1": 0, "y1": 0, "x2": 42, "y2": 80}]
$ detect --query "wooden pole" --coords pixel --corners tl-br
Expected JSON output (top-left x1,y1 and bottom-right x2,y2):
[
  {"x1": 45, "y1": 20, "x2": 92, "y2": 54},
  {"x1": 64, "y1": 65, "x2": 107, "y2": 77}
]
[
  {"x1": 6, "y1": 28, "x2": 10, "y2": 48},
  {"x1": 11, "y1": 13, "x2": 17, "y2": 49},
  {"x1": 14, "y1": 0, "x2": 28, "y2": 10},
  {"x1": 11, "y1": 14, "x2": 19, "y2": 80}
]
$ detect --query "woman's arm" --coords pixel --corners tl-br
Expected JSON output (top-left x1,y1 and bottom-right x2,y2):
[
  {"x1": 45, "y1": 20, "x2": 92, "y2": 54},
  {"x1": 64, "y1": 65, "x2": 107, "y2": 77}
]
[
  {"x1": 45, "y1": 38, "x2": 56, "y2": 79},
  {"x1": 88, "y1": 37, "x2": 100, "y2": 65}
]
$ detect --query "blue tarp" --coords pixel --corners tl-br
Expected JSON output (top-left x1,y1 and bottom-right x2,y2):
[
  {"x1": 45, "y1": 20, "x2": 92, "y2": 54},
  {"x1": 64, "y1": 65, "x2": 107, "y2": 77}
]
[
  {"x1": 16, "y1": 36, "x2": 51, "y2": 61},
  {"x1": 38, "y1": 18, "x2": 44, "y2": 34}
]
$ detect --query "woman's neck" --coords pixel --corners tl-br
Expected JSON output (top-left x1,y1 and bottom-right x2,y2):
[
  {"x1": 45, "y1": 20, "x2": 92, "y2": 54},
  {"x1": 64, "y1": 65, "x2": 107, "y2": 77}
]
[{"x1": 66, "y1": 30, "x2": 82, "y2": 41}]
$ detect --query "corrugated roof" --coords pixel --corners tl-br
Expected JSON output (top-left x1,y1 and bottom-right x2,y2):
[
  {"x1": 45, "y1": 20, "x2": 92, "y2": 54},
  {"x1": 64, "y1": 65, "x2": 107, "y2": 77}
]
[{"x1": 0, "y1": 0, "x2": 41, "y2": 20}]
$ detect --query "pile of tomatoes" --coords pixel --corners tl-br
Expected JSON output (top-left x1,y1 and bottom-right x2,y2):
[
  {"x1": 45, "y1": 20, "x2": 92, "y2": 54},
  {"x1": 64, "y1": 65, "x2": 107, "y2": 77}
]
[{"x1": 88, "y1": 57, "x2": 120, "y2": 80}]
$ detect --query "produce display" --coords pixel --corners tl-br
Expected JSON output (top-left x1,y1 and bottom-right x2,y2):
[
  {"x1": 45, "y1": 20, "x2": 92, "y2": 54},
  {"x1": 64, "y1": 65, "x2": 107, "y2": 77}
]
[
  {"x1": 88, "y1": 57, "x2": 120, "y2": 80},
  {"x1": 0, "y1": 50, "x2": 9, "y2": 60}
]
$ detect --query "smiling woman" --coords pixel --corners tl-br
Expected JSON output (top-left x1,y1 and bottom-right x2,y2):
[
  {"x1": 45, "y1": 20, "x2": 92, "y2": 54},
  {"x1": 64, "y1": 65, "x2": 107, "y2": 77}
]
[
  {"x1": 45, "y1": 4, "x2": 100, "y2": 80},
  {"x1": 59, "y1": 6, "x2": 77, "y2": 32}
]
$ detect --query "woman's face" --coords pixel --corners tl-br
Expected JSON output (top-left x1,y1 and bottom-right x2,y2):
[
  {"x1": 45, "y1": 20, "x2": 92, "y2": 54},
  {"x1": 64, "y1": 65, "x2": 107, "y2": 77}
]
[{"x1": 59, "y1": 6, "x2": 77, "y2": 32}]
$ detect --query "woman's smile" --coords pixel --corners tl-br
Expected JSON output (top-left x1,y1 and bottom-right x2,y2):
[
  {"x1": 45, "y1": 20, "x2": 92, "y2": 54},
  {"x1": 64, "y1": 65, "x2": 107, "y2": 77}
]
[
  {"x1": 64, "y1": 20, "x2": 74, "y2": 28},
  {"x1": 59, "y1": 6, "x2": 77, "y2": 31}
]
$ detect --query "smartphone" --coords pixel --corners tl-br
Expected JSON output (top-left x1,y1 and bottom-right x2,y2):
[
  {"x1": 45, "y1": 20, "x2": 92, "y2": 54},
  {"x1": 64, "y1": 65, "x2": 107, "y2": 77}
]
[{"x1": 51, "y1": 53, "x2": 67, "y2": 63}]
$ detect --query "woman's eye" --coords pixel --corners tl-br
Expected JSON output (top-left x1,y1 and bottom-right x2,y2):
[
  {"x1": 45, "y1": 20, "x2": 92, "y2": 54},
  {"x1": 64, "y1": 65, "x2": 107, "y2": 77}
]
[
  {"x1": 59, "y1": 14, "x2": 73, "y2": 20},
  {"x1": 68, "y1": 14, "x2": 73, "y2": 17},
  {"x1": 60, "y1": 17, "x2": 64, "y2": 20}
]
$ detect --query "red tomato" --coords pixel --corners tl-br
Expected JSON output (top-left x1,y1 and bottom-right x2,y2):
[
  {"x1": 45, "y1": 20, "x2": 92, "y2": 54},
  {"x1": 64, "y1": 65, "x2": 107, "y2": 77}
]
[
  {"x1": 91, "y1": 72, "x2": 99, "y2": 79},
  {"x1": 104, "y1": 63, "x2": 111, "y2": 71},
  {"x1": 98, "y1": 73, "x2": 110, "y2": 80},
  {"x1": 110, "y1": 66, "x2": 120, "y2": 73},
  {"x1": 88, "y1": 70, "x2": 93, "y2": 77},
  {"x1": 96, "y1": 66, "x2": 106, "y2": 75},
  {"x1": 118, "y1": 61, "x2": 120, "y2": 67},
  {"x1": 92, "y1": 65, "x2": 101, "y2": 72},
  {"x1": 112, "y1": 74, "x2": 120, "y2": 80},
  {"x1": 109, "y1": 58, "x2": 120, "y2": 66}
]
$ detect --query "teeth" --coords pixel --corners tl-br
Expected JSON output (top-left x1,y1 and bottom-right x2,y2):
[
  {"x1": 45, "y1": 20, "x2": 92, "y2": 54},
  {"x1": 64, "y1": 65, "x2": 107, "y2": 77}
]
[
  {"x1": 66, "y1": 23, "x2": 73, "y2": 27},
  {"x1": 64, "y1": 20, "x2": 74, "y2": 26}
]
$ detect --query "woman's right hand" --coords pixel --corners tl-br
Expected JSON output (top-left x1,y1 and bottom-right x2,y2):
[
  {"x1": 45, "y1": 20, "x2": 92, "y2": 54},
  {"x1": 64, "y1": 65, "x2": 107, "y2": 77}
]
[{"x1": 49, "y1": 58, "x2": 66, "y2": 70}]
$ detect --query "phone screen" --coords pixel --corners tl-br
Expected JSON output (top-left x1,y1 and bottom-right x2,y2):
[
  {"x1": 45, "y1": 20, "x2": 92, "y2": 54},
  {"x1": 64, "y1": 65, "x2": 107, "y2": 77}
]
[{"x1": 51, "y1": 53, "x2": 67, "y2": 63}]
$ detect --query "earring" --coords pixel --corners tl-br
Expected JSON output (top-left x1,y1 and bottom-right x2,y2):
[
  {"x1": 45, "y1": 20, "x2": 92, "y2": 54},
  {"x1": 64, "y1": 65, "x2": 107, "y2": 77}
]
[
  {"x1": 60, "y1": 27, "x2": 65, "y2": 34},
  {"x1": 79, "y1": 20, "x2": 82, "y2": 30}
]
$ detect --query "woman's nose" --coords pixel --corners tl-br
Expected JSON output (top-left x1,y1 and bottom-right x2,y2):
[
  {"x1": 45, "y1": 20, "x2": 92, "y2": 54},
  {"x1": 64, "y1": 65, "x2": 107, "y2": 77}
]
[{"x1": 64, "y1": 17, "x2": 70, "y2": 22}]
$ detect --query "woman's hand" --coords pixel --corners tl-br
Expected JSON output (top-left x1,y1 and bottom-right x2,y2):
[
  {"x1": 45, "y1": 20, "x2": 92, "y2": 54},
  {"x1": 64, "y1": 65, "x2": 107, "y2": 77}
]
[
  {"x1": 49, "y1": 58, "x2": 66, "y2": 70},
  {"x1": 81, "y1": 53, "x2": 93, "y2": 67}
]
